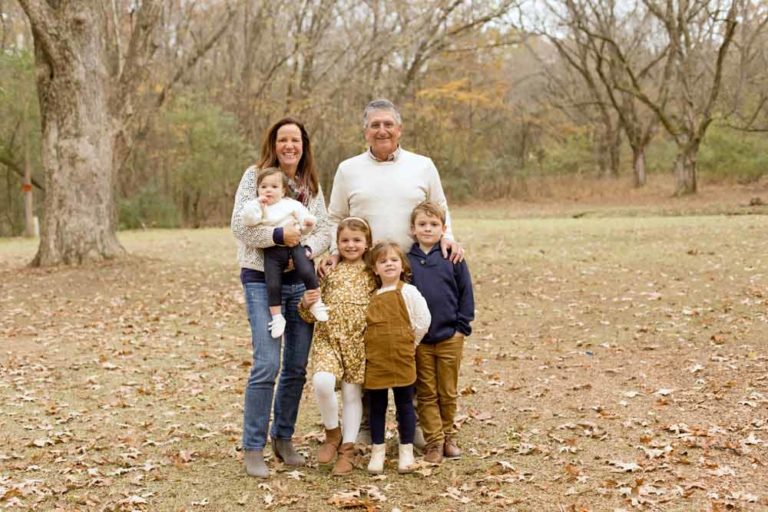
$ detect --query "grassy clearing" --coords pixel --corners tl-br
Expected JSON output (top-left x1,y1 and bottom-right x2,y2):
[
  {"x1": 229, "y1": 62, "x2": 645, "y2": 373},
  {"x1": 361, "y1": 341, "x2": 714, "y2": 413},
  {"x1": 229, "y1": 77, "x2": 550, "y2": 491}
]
[
  {"x1": 458, "y1": 173, "x2": 768, "y2": 219},
  {"x1": 1, "y1": 210, "x2": 767, "y2": 511}
]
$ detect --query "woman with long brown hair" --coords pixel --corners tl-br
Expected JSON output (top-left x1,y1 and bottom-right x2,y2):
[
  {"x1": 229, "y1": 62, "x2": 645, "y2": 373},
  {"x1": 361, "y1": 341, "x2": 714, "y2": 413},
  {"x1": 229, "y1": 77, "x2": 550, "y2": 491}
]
[{"x1": 231, "y1": 117, "x2": 331, "y2": 478}]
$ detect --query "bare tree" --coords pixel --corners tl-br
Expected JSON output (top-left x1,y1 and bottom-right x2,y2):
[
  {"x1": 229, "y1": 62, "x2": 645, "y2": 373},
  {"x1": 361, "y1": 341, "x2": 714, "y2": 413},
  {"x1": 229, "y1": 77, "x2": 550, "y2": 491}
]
[
  {"x1": 535, "y1": 18, "x2": 624, "y2": 178},
  {"x1": 641, "y1": 0, "x2": 738, "y2": 194},
  {"x1": 17, "y1": 0, "x2": 234, "y2": 265},
  {"x1": 558, "y1": 0, "x2": 661, "y2": 186},
  {"x1": 536, "y1": 0, "x2": 740, "y2": 193},
  {"x1": 723, "y1": 1, "x2": 768, "y2": 132},
  {"x1": 0, "y1": 1, "x2": 7, "y2": 51},
  {"x1": 390, "y1": 0, "x2": 520, "y2": 102},
  {"x1": 607, "y1": 0, "x2": 739, "y2": 194}
]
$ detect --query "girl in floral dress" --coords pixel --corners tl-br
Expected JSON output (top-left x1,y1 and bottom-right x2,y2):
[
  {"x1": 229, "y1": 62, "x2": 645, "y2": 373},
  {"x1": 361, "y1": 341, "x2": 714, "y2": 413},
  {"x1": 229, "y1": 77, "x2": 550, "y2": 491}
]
[{"x1": 300, "y1": 217, "x2": 376, "y2": 475}]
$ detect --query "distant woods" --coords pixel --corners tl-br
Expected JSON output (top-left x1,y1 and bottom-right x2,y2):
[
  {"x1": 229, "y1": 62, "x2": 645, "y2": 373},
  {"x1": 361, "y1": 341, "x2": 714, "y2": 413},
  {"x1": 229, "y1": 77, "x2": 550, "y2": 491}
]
[{"x1": 1, "y1": 0, "x2": 767, "y2": 238}]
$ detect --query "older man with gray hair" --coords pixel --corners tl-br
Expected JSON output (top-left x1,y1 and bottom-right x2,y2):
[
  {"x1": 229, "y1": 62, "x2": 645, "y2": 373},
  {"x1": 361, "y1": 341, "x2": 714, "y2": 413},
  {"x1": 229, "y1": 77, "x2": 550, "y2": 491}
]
[
  {"x1": 324, "y1": 98, "x2": 463, "y2": 264},
  {"x1": 321, "y1": 99, "x2": 464, "y2": 448}
]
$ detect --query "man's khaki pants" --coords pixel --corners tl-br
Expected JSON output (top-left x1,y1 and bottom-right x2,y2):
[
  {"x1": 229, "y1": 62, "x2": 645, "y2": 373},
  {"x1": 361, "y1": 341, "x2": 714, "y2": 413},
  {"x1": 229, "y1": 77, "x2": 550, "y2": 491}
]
[{"x1": 415, "y1": 334, "x2": 464, "y2": 447}]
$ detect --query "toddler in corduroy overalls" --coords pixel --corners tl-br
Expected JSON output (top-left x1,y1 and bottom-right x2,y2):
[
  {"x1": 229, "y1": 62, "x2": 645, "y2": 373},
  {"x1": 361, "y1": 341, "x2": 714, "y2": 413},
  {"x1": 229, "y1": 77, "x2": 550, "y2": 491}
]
[{"x1": 364, "y1": 241, "x2": 431, "y2": 474}]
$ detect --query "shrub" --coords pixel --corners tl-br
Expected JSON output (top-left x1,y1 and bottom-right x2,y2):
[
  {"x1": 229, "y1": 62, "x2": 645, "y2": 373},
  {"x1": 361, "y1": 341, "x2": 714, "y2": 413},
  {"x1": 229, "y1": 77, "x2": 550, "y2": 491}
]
[
  {"x1": 698, "y1": 125, "x2": 768, "y2": 183},
  {"x1": 118, "y1": 185, "x2": 181, "y2": 229}
]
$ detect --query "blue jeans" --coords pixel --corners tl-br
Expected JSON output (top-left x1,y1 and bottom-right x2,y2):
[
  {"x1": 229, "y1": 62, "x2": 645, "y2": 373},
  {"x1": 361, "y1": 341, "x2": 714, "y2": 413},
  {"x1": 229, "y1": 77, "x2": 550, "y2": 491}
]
[{"x1": 242, "y1": 281, "x2": 313, "y2": 450}]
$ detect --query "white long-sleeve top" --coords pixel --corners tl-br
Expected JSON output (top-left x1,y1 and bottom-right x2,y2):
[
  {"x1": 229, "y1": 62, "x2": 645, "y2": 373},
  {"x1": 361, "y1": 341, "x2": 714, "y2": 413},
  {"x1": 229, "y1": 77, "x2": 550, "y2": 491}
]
[
  {"x1": 376, "y1": 282, "x2": 432, "y2": 345},
  {"x1": 327, "y1": 148, "x2": 454, "y2": 251},
  {"x1": 242, "y1": 197, "x2": 316, "y2": 234}
]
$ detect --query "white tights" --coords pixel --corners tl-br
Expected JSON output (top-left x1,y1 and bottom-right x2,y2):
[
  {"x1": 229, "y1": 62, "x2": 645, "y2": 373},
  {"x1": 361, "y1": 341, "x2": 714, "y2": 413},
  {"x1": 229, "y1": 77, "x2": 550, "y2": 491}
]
[{"x1": 312, "y1": 371, "x2": 363, "y2": 444}]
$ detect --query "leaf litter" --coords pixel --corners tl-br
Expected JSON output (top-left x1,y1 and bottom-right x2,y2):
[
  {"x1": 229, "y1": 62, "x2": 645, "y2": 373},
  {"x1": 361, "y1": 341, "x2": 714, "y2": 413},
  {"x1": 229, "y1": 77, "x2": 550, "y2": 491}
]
[{"x1": 1, "y1": 215, "x2": 767, "y2": 510}]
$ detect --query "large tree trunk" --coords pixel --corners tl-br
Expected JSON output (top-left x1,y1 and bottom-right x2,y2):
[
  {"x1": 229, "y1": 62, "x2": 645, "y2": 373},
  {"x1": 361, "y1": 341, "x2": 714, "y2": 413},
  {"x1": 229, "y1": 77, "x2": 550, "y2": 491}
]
[
  {"x1": 673, "y1": 143, "x2": 698, "y2": 196},
  {"x1": 596, "y1": 125, "x2": 621, "y2": 178},
  {"x1": 22, "y1": 2, "x2": 124, "y2": 265},
  {"x1": 23, "y1": 135, "x2": 36, "y2": 238},
  {"x1": 631, "y1": 145, "x2": 647, "y2": 188},
  {"x1": 608, "y1": 126, "x2": 621, "y2": 178},
  {"x1": 19, "y1": 1, "x2": 231, "y2": 264},
  {"x1": 594, "y1": 128, "x2": 608, "y2": 177},
  {"x1": 518, "y1": 117, "x2": 529, "y2": 169}
]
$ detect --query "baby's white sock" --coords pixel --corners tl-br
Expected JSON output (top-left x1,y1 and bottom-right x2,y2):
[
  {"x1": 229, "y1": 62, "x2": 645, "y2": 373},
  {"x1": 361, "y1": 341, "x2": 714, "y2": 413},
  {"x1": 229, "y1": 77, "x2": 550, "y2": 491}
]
[{"x1": 269, "y1": 313, "x2": 286, "y2": 338}]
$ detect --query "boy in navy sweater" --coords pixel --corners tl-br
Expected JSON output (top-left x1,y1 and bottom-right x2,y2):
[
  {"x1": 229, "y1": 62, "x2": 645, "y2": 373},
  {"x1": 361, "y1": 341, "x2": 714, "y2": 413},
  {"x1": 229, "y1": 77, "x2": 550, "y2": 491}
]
[{"x1": 407, "y1": 201, "x2": 474, "y2": 464}]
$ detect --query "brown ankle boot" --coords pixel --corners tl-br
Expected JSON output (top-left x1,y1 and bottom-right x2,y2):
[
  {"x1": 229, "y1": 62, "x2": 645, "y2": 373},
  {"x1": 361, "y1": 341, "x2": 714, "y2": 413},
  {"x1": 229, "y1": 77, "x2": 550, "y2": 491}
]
[
  {"x1": 272, "y1": 438, "x2": 305, "y2": 466},
  {"x1": 423, "y1": 442, "x2": 443, "y2": 464},
  {"x1": 244, "y1": 450, "x2": 269, "y2": 478},
  {"x1": 443, "y1": 436, "x2": 461, "y2": 459},
  {"x1": 332, "y1": 442, "x2": 355, "y2": 476},
  {"x1": 318, "y1": 426, "x2": 342, "y2": 464}
]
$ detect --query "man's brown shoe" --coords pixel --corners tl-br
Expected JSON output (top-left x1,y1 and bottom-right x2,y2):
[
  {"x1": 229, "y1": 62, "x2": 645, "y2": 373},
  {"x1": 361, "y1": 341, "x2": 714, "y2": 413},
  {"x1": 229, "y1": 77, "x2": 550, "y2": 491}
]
[
  {"x1": 423, "y1": 442, "x2": 443, "y2": 464},
  {"x1": 443, "y1": 437, "x2": 461, "y2": 459}
]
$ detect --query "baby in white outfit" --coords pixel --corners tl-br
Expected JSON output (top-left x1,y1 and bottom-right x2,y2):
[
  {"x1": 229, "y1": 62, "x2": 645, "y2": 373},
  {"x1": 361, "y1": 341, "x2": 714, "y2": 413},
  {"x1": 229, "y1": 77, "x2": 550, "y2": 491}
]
[{"x1": 241, "y1": 168, "x2": 328, "y2": 337}]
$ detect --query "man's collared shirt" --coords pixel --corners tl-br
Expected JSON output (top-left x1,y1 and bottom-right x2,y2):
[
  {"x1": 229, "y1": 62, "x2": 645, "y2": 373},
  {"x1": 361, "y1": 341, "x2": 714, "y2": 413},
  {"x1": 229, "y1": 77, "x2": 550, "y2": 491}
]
[{"x1": 367, "y1": 145, "x2": 401, "y2": 162}]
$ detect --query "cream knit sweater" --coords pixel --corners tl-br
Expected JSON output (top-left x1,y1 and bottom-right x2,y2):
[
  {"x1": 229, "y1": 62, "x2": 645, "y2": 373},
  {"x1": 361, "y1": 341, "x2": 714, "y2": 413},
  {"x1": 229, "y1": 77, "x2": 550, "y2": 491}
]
[{"x1": 327, "y1": 148, "x2": 454, "y2": 251}]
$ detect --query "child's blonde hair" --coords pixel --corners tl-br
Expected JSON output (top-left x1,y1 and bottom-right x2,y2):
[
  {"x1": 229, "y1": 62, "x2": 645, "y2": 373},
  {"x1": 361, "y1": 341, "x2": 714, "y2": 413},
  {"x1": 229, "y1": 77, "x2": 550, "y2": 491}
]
[
  {"x1": 410, "y1": 201, "x2": 446, "y2": 226},
  {"x1": 368, "y1": 241, "x2": 412, "y2": 286},
  {"x1": 337, "y1": 217, "x2": 373, "y2": 252}
]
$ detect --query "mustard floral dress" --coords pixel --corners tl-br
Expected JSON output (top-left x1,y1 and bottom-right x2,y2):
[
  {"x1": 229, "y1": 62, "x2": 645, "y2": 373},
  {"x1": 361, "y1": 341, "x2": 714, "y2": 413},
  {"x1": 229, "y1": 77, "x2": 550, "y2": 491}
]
[{"x1": 300, "y1": 261, "x2": 377, "y2": 384}]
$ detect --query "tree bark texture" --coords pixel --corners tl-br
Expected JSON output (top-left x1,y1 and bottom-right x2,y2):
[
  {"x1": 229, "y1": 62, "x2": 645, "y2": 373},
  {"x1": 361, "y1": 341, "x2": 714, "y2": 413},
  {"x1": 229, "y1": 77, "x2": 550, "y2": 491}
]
[
  {"x1": 595, "y1": 123, "x2": 621, "y2": 178},
  {"x1": 21, "y1": 0, "x2": 124, "y2": 265},
  {"x1": 631, "y1": 147, "x2": 647, "y2": 188},
  {"x1": 608, "y1": 124, "x2": 621, "y2": 178},
  {"x1": 674, "y1": 143, "x2": 698, "y2": 196},
  {"x1": 23, "y1": 135, "x2": 35, "y2": 237}
]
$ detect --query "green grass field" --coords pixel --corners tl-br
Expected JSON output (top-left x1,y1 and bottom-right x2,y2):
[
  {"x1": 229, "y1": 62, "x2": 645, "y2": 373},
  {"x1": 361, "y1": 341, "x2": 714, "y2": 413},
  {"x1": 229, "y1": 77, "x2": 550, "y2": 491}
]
[{"x1": 2, "y1": 209, "x2": 767, "y2": 511}]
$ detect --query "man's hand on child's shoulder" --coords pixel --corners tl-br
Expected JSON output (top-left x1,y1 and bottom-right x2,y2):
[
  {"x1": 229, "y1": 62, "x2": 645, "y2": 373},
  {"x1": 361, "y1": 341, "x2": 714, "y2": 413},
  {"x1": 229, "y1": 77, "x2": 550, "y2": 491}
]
[
  {"x1": 441, "y1": 238, "x2": 464, "y2": 264},
  {"x1": 317, "y1": 253, "x2": 339, "y2": 278}
]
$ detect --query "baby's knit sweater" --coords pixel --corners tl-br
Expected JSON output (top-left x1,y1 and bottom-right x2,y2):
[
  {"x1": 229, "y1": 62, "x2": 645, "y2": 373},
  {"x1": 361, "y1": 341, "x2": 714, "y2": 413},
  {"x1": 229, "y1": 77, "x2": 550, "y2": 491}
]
[
  {"x1": 231, "y1": 166, "x2": 330, "y2": 271},
  {"x1": 242, "y1": 197, "x2": 315, "y2": 232}
]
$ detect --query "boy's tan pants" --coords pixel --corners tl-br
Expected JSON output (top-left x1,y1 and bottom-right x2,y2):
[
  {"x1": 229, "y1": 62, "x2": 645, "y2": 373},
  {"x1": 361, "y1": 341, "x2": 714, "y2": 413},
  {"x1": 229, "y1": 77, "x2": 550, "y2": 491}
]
[{"x1": 415, "y1": 333, "x2": 464, "y2": 447}]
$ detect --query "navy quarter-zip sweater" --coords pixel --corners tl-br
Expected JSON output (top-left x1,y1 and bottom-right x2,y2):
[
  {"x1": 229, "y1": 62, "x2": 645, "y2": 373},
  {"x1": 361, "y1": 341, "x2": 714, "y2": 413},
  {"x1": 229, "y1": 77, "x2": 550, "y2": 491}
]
[{"x1": 408, "y1": 241, "x2": 475, "y2": 345}]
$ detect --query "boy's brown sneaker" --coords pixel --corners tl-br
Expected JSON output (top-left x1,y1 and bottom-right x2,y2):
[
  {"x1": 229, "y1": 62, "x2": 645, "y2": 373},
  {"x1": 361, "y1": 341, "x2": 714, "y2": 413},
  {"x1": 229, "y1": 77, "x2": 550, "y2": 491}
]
[
  {"x1": 423, "y1": 442, "x2": 443, "y2": 464},
  {"x1": 443, "y1": 437, "x2": 461, "y2": 459}
]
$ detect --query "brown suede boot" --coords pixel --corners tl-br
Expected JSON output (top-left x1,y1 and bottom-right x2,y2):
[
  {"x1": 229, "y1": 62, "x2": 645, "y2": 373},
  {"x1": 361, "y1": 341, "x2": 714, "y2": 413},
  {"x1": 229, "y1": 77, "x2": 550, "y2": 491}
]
[
  {"x1": 332, "y1": 442, "x2": 355, "y2": 476},
  {"x1": 318, "y1": 426, "x2": 342, "y2": 464}
]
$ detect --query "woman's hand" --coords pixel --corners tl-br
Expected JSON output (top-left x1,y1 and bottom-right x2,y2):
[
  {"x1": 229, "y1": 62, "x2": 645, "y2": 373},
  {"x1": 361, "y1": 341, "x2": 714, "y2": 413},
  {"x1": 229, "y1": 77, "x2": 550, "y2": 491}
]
[
  {"x1": 302, "y1": 289, "x2": 321, "y2": 308},
  {"x1": 283, "y1": 225, "x2": 301, "y2": 247}
]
